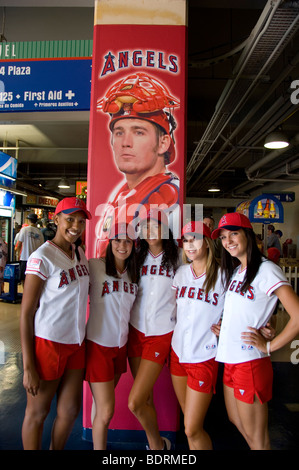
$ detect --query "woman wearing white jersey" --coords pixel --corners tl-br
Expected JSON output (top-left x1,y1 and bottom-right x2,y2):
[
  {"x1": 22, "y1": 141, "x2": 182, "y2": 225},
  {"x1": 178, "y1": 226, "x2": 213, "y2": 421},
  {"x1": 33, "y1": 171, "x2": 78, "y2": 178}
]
[
  {"x1": 128, "y1": 208, "x2": 180, "y2": 450},
  {"x1": 212, "y1": 212, "x2": 299, "y2": 450},
  {"x1": 85, "y1": 222, "x2": 138, "y2": 450},
  {"x1": 20, "y1": 197, "x2": 91, "y2": 450},
  {"x1": 170, "y1": 221, "x2": 224, "y2": 450}
]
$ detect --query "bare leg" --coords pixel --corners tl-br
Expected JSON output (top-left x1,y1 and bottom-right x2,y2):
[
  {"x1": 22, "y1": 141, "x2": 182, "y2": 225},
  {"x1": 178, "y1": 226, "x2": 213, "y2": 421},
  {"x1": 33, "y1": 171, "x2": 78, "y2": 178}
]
[
  {"x1": 22, "y1": 378, "x2": 60, "y2": 450},
  {"x1": 171, "y1": 375, "x2": 213, "y2": 450},
  {"x1": 128, "y1": 357, "x2": 164, "y2": 450},
  {"x1": 171, "y1": 374, "x2": 187, "y2": 415},
  {"x1": 90, "y1": 379, "x2": 116, "y2": 450},
  {"x1": 223, "y1": 384, "x2": 271, "y2": 450},
  {"x1": 50, "y1": 368, "x2": 84, "y2": 450},
  {"x1": 184, "y1": 386, "x2": 213, "y2": 450}
]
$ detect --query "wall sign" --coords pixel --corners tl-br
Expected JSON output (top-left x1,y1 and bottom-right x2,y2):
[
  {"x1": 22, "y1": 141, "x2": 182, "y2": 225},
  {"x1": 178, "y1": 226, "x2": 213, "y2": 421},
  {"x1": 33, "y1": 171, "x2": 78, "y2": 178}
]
[
  {"x1": 0, "y1": 40, "x2": 93, "y2": 113},
  {"x1": 236, "y1": 193, "x2": 284, "y2": 224},
  {"x1": 0, "y1": 59, "x2": 92, "y2": 112}
]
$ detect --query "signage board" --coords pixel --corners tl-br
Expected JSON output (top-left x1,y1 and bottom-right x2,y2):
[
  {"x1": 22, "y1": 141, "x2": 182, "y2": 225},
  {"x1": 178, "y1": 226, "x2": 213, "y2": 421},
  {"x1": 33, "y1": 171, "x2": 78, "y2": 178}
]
[
  {"x1": 0, "y1": 58, "x2": 92, "y2": 112},
  {"x1": 0, "y1": 152, "x2": 17, "y2": 180},
  {"x1": 236, "y1": 193, "x2": 284, "y2": 224}
]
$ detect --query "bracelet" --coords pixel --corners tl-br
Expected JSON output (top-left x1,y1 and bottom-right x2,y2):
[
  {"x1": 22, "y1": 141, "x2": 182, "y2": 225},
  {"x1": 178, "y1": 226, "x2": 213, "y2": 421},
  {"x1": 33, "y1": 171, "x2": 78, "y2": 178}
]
[{"x1": 267, "y1": 341, "x2": 271, "y2": 356}]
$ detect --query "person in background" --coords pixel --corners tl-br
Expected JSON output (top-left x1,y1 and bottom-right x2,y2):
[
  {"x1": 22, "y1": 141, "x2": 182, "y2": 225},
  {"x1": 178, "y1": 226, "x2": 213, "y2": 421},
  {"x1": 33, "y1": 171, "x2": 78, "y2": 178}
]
[
  {"x1": 20, "y1": 197, "x2": 91, "y2": 450},
  {"x1": 128, "y1": 208, "x2": 180, "y2": 451},
  {"x1": 41, "y1": 218, "x2": 55, "y2": 241},
  {"x1": 267, "y1": 224, "x2": 282, "y2": 256},
  {"x1": 274, "y1": 230, "x2": 283, "y2": 240},
  {"x1": 212, "y1": 212, "x2": 299, "y2": 450},
  {"x1": 170, "y1": 221, "x2": 224, "y2": 450},
  {"x1": 203, "y1": 216, "x2": 215, "y2": 232},
  {"x1": 85, "y1": 222, "x2": 138, "y2": 450},
  {"x1": 16, "y1": 213, "x2": 44, "y2": 284}
]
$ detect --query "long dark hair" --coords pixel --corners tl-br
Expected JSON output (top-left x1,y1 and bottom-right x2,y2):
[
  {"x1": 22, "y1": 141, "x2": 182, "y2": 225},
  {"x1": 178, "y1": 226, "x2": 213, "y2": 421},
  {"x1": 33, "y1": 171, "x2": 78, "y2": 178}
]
[
  {"x1": 136, "y1": 228, "x2": 179, "y2": 280},
  {"x1": 105, "y1": 239, "x2": 138, "y2": 284},
  {"x1": 221, "y1": 228, "x2": 263, "y2": 293}
]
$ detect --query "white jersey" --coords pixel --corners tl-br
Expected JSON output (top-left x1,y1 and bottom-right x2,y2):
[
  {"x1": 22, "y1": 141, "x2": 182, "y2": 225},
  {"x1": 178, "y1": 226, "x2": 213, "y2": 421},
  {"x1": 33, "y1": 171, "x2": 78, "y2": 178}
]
[
  {"x1": 130, "y1": 250, "x2": 177, "y2": 336},
  {"x1": 171, "y1": 264, "x2": 224, "y2": 363},
  {"x1": 216, "y1": 259, "x2": 290, "y2": 364},
  {"x1": 86, "y1": 258, "x2": 138, "y2": 348},
  {"x1": 18, "y1": 225, "x2": 44, "y2": 261},
  {"x1": 25, "y1": 241, "x2": 89, "y2": 345}
]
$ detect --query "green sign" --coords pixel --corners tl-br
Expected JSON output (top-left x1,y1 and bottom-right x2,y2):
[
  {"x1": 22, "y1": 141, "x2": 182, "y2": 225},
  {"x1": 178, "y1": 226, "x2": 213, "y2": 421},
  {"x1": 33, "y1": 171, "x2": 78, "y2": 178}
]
[{"x1": 0, "y1": 40, "x2": 93, "y2": 60}]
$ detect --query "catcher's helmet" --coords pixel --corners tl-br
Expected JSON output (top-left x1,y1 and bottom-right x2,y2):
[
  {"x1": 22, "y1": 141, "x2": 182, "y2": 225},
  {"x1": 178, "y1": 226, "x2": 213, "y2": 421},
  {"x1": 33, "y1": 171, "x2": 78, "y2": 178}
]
[{"x1": 97, "y1": 72, "x2": 179, "y2": 162}]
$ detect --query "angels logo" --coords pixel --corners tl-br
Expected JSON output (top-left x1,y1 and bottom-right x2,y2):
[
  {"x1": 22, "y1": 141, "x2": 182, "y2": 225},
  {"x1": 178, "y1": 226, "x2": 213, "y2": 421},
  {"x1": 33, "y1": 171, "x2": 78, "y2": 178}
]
[
  {"x1": 220, "y1": 215, "x2": 227, "y2": 227},
  {"x1": 101, "y1": 279, "x2": 137, "y2": 297},
  {"x1": 58, "y1": 264, "x2": 89, "y2": 288},
  {"x1": 100, "y1": 50, "x2": 179, "y2": 77}
]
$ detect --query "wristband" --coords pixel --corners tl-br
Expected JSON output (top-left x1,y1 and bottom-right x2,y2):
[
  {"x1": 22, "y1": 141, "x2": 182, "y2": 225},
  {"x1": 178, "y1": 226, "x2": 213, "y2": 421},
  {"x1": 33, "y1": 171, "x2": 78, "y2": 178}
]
[{"x1": 267, "y1": 341, "x2": 271, "y2": 356}]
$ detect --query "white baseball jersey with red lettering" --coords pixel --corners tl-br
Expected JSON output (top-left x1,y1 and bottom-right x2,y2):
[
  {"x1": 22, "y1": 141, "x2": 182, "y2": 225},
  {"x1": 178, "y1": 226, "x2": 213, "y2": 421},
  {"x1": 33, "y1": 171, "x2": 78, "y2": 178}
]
[
  {"x1": 86, "y1": 258, "x2": 138, "y2": 348},
  {"x1": 25, "y1": 241, "x2": 89, "y2": 345},
  {"x1": 216, "y1": 259, "x2": 290, "y2": 364},
  {"x1": 171, "y1": 264, "x2": 224, "y2": 363},
  {"x1": 130, "y1": 250, "x2": 178, "y2": 336}
]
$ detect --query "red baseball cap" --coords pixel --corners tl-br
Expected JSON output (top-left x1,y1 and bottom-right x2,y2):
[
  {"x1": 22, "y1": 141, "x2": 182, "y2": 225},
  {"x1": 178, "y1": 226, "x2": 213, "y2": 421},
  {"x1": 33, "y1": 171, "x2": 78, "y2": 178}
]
[
  {"x1": 267, "y1": 247, "x2": 281, "y2": 263},
  {"x1": 211, "y1": 212, "x2": 252, "y2": 239},
  {"x1": 54, "y1": 197, "x2": 92, "y2": 220},
  {"x1": 182, "y1": 221, "x2": 211, "y2": 239}
]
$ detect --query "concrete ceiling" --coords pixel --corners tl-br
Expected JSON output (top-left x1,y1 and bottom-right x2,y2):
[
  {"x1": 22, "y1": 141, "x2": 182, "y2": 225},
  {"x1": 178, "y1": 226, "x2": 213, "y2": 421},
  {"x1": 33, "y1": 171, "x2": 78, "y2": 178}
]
[{"x1": 0, "y1": 0, "x2": 298, "y2": 205}]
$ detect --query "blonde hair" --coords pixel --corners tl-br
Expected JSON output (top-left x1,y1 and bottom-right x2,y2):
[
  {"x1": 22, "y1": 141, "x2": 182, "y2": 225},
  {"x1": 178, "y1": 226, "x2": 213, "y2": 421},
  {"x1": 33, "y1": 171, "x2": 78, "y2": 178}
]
[{"x1": 183, "y1": 237, "x2": 219, "y2": 294}]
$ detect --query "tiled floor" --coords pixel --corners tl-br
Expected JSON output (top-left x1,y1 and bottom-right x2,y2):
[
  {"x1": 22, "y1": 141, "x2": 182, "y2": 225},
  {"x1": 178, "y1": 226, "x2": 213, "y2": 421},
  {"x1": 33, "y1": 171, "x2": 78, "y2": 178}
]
[{"x1": 0, "y1": 288, "x2": 299, "y2": 451}]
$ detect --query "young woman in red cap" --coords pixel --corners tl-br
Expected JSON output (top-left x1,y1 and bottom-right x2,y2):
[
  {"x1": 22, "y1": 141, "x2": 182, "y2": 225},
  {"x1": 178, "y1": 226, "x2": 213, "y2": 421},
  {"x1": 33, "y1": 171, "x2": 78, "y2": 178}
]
[
  {"x1": 85, "y1": 222, "x2": 138, "y2": 450},
  {"x1": 170, "y1": 221, "x2": 224, "y2": 450},
  {"x1": 20, "y1": 197, "x2": 91, "y2": 450},
  {"x1": 127, "y1": 208, "x2": 180, "y2": 450},
  {"x1": 212, "y1": 212, "x2": 299, "y2": 450}
]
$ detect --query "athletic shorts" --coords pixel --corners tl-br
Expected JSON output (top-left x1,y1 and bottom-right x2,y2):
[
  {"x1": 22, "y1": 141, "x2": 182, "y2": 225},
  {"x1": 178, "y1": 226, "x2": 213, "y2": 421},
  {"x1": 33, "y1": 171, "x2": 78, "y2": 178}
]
[
  {"x1": 127, "y1": 324, "x2": 172, "y2": 365},
  {"x1": 85, "y1": 340, "x2": 127, "y2": 383},
  {"x1": 223, "y1": 357, "x2": 273, "y2": 404},
  {"x1": 34, "y1": 336, "x2": 86, "y2": 381},
  {"x1": 170, "y1": 348, "x2": 218, "y2": 394}
]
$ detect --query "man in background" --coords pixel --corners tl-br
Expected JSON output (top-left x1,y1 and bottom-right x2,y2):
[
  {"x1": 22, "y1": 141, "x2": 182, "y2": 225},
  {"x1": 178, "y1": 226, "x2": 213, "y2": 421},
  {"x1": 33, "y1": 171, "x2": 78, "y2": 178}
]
[
  {"x1": 16, "y1": 213, "x2": 44, "y2": 285},
  {"x1": 41, "y1": 218, "x2": 55, "y2": 241},
  {"x1": 267, "y1": 224, "x2": 282, "y2": 256}
]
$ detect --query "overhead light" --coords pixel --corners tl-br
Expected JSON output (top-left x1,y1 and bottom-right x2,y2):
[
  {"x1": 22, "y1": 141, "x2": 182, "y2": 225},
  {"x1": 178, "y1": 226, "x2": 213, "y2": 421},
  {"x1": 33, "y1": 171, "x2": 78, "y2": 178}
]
[
  {"x1": 58, "y1": 178, "x2": 70, "y2": 189},
  {"x1": 264, "y1": 130, "x2": 289, "y2": 149},
  {"x1": 208, "y1": 183, "x2": 220, "y2": 192},
  {"x1": 0, "y1": 184, "x2": 27, "y2": 197}
]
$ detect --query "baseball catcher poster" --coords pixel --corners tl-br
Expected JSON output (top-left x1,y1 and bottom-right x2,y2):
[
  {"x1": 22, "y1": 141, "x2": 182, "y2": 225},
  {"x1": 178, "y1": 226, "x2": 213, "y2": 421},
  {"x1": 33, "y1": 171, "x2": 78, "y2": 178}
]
[{"x1": 84, "y1": 0, "x2": 187, "y2": 446}]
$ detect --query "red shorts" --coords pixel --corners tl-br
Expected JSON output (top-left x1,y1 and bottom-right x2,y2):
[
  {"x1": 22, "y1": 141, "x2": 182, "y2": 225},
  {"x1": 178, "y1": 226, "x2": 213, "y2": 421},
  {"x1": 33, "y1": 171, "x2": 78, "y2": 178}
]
[
  {"x1": 223, "y1": 357, "x2": 273, "y2": 404},
  {"x1": 127, "y1": 325, "x2": 172, "y2": 365},
  {"x1": 85, "y1": 340, "x2": 127, "y2": 382},
  {"x1": 170, "y1": 348, "x2": 218, "y2": 394},
  {"x1": 34, "y1": 336, "x2": 85, "y2": 381}
]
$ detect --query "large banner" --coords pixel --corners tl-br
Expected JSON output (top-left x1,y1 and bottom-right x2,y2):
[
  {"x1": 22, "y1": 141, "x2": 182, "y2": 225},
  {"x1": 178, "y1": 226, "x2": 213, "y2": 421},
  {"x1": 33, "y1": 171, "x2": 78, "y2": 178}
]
[{"x1": 84, "y1": 0, "x2": 187, "y2": 446}]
